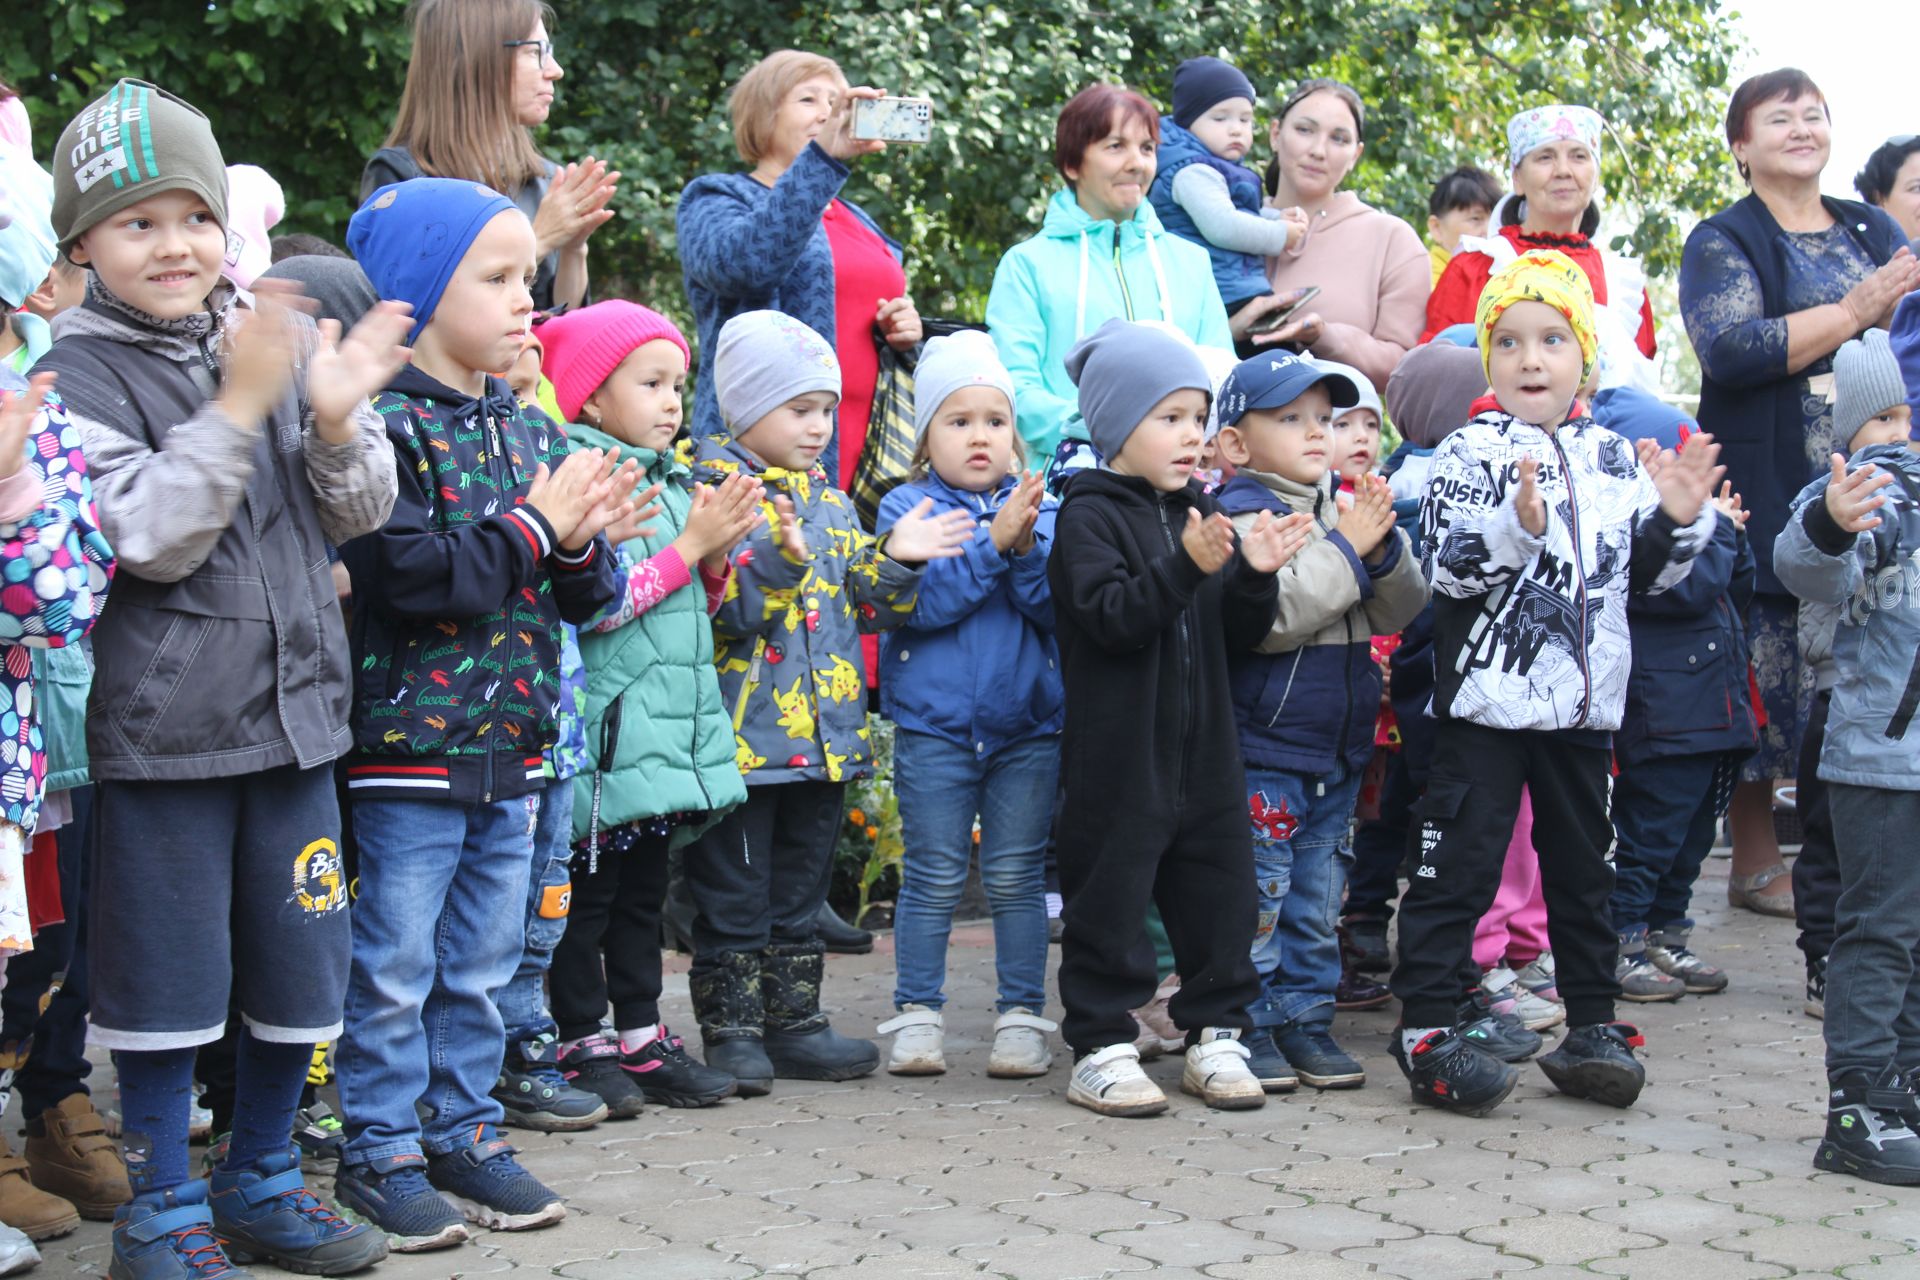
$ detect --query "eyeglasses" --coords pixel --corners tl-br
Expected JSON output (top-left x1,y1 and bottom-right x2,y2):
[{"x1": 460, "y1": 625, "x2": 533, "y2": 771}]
[{"x1": 503, "y1": 38, "x2": 554, "y2": 66}]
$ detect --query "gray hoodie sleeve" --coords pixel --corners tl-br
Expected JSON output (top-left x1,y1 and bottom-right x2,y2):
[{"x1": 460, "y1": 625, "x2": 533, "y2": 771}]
[
  {"x1": 1775, "y1": 486, "x2": 1867, "y2": 607},
  {"x1": 301, "y1": 378, "x2": 397, "y2": 547},
  {"x1": 1170, "y1": 166, "x2": 1293, "y2": 256}
]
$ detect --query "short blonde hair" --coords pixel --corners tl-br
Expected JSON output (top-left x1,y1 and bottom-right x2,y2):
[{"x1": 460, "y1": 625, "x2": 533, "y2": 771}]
[{"x1": 729, "y1": 50, "x2": 845, "y2": 164}]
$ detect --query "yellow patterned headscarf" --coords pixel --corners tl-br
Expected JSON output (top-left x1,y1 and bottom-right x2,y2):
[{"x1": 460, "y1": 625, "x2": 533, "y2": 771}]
[{"x1": 1474, "y1": 249, "x2": 1598, "y2": 383}]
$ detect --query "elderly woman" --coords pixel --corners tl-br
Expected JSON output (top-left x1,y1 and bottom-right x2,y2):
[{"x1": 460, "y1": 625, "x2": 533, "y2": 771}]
[
  {"x1": 1855, "y1": 133, "x2": 1920, "y2": 244},
  {"x1": 1261, "y1": 78, "x2": 1430, "y2": 391},
  {"x1": 677, "y1": 49, "x2": 920, "y2": 492},
  {"x1": 1679, "y1": 67, "x2": 1918, "y2": 928}
]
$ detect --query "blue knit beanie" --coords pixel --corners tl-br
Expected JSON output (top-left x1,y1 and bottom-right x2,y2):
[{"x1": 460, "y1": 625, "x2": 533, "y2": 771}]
[
  {"x1": 1172, "y1": 57, "x2": 1257, "y2": 130},
  {"x1": 347, "y1": 178, "x2": 521, "y2": 344},
  {"x1": 1890, "y1": 292, "x2": 1920, "y2": 437},
  {"x1": 1066, "y1": 319, "x2": 1213, "y2": 462}
]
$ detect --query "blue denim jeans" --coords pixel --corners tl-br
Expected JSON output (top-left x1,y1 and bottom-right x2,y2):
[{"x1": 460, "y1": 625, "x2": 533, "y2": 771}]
[
  {"x1": 892, "y1": 730, "x2": 1058, "y2": 1012},
  {"x1": 1246, "y1": 762, "x2": 1362, "y2": 1029},
  {"x1": 1610, "y1": 751, "x2": 1721, "y2": 934},
  {"x1": 496, "y1": 776, "x2": 575, "y2": 1045},
  {"x1": 337, "y1": 794, "x2": 538, "y2": 1165}
]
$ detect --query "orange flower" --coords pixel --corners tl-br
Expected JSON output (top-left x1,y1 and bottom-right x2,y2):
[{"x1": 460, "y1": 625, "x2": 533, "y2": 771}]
[
  {"x1": 866, "y1": 826, "x2": 880, "y2": 840},
  {"x1": 848, "y1": 808, "x2": 866, "y2": 827}
]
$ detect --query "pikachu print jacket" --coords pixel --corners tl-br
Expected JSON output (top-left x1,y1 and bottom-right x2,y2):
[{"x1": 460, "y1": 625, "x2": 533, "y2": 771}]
[
  {"x1": 340, "y1": 366, "x2": 619, "y2": 804},
  {"x1": 688, "y1": 430, "x2": 924, "y2": 786}
]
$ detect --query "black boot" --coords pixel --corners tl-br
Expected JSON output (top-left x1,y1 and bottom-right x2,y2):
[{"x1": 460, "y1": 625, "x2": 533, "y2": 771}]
[
  {"x1": 761, "y1": 941, "x2": 879, "y2": 1081},
  {"x1": 1537, "y1": 1022, "x2": 1647, "y2": 1109},
  {"x1": 688, "y1": 950, "x2": 774, "y2": 1097},
  {"x1": 1814, "y1": 1068, "x2": 1920, "y2": 1185},
  {"x1": 816, "y1": 902, "x2": 874, "y2": 955}
]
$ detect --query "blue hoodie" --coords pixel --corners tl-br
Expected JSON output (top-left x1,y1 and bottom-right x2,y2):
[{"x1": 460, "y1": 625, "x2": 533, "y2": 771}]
[
  {"x1": 877, "y1": 471, "x2": 1063, "y2": 756},
  {"x1": 984, "y1": 189, "x2": 1233, "y2": 462}
]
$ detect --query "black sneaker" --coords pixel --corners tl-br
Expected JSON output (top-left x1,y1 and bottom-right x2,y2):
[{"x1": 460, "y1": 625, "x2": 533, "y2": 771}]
[
  {"x1": 293, "y1": 1100, "x2": 346, "y2": 1175},
  {"x1": 1273, "y1": 1022, "x2": 1365, "y2": 1089},
  {"x1": 1814, "y1": 1068, "x2": 1920, "y2": 1185},
  {"x1": 334, "y1": 1155, "x2": 468, "y2": 1253},
  {"x1": 621, "y1": 1028, "x2": 737, "y2": 1108},
  {"x1": 559, "y1": 1034, "x2": 647, "y2": 1119},
  {"x1": 1455, "y1": 988, "x2": 1544, "y2": 1062},
  {"x1": 1390, "y1": 1027, "x2": 1518, "y2": 1117},
  {"x1": 1340, "y1": 918, "x2": 1392, "y2": 973},
  {"x1": 426, "y1": 1131, "x2": 565, "y2": 1232},
  {"x1": 1537, "y1": 1022, "x2": 1647, "y2": 1109},
  {"x1": 492, "y1": 1035, "x2": 609, "y2": 1132},
  {"x1": 1242, "y1": 1029, "x2": 1298, "y2": 1092},
  {"x1": 1806, "y1": 953, "x2": 1827, "y2": 1020}
]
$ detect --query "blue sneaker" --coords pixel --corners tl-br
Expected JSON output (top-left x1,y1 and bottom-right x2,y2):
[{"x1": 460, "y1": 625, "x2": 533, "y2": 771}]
[
  {"x1": 426, "y1": 1130, "x2": 564, "y2": 1232},
  {"x1": 1272, "y1": 1022, "x2": 1366, "y2": 1089},
  {"x1": 1242, "y1": 1029, "x2": 1299, "y2": 1093},
  {"x1": 332, "y1": 1156, "x2": 467, "y2": 1254},
  {"x1": 109, "y1": 1180, "x2": 247, "y2": 1280},
  {"x1": 210, "y1": 1148, "x2": 385, "y2": 1276}
]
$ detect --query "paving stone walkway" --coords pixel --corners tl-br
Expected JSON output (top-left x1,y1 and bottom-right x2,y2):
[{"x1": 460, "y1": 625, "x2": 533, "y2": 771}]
[{"x1": 35, "y1": 857, "x2": 1920, "y2": 1277}]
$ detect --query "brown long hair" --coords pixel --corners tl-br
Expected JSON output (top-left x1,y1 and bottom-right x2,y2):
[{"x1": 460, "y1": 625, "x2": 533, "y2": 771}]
[{"x1": 383, "y1": 0, "x2": 552, "y2": 194}]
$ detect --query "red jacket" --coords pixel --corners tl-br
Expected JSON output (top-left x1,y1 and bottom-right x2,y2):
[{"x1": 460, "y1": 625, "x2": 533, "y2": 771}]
[{"x1": 1422, "y1": 225, "x2": 1656, "y2": 357}]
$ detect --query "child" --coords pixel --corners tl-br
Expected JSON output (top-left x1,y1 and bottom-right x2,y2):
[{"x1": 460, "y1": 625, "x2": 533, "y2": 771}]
[
  {"x1": 1391, "y1": 250, "x2": 1721, "y2": 1117},
  {"x1": 872, "y1": 332, "x2": 1063, "y2": 1079},
  {"x1": 0, "y1": 153, "x2": 54, "y2": 376},
  {"x1": 1609, "y1": 406, "x2": 1758, "y2": 1002},
  {"x1": 1775, "y1": 294, "x2": 1920, "y2": 1184},
  {"x1": 1426, "y1": 166, "x2": 1502, "y2": 286},
  {"x1": 336, "y1": 176, "x2": 633, "y2": 1251},
  {"x1": 1212, "y1": 350, "x2": 1428, "y2": 1092},
  {"x1": 40, "y1": 79, "x2": 399, "y2": 1277},
  {"x1": 681, "y1": 311, "x2": 973, "y2": 1094},
  {"x1": 1790, "y1": 330, "x2": 1914, "y2": 1020},
  {"x1": 1149, "y1": 58, "x2": 1308, "y2": 314},
  {"x1": 1049, "y1": 318, "x2": 1307, "y2": 1117},
  {"x1": 535, "y1": 300, "x2": 759, "y2": 1114},
  {"x1": 1314, "y1": 358, "x2": 1383, "y2": 489}
]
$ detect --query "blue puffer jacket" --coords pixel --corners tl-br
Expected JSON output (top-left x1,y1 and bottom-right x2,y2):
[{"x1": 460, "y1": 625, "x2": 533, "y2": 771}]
[
  {"x1": 877, "y1": 473, "x2": 1063, "y2": 757},
  {"x1": 1616, "y1": 517, "x2": 1759, "y2": 768},
  {"x1": 1147, "y1": 117, "x2": 1271, "y2": 310}
]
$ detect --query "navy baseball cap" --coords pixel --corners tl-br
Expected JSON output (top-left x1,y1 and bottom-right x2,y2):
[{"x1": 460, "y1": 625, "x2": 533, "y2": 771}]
[{"x1": 1215, "y1": 350, "x2": 1360, "y2": 430}]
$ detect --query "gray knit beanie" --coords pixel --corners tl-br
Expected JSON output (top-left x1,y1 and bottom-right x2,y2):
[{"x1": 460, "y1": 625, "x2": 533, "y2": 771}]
[
  {"x1": 257, "y1": 255, "x2": 377, "y2": 329},
  {"x1": 1833, "y1": 328, "x2": 1910, "y2": 452},
  {"x1": 1065, "y1": 319, "x2": 1214, "y2": 462},
  {"x1": 51, "y1": 80, "x2": 228, "y2": 253},
  {"x1": 912, "y1": 330, "x2": 1015, "y2": 444},
  {"x1": 713, "y1": 310, "x2": 842, "y2": 436}
]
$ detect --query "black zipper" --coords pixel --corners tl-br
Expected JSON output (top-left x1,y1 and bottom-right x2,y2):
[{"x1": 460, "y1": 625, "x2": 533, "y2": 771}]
[{"x1": 1547, "y1": 429, "x2": 1593, "y2": 727}]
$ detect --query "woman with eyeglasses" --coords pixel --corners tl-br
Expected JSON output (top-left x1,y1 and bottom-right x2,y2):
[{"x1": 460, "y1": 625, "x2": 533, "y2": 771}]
[
  {"x1": 361, "y1": 0, "x2": 617, "y2": 311},
  {"x1": 1258, "y1": 79, "x2": 1429, "y2": 392},
  {"x1": 1678, "y1": 68, "x2": 1920, "y2": 934},
  {"x1": 1855, "y1": 134, "x2": 1920, "y2": 245}
]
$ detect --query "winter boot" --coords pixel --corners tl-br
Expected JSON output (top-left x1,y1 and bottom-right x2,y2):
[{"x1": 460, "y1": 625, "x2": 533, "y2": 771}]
[
  {"x1": 689, "y1": 950, "x2": 774, "y2": 1097},
  {"x1": 0, "y1": 1132, "x2": 77, "y2": 1241},
  {"x1": 24, "y1": 1093, "x2": 130, "y2": 1221},
  {"x1": 761, "y1": 941, "x2": 879, "y2": 1082}
]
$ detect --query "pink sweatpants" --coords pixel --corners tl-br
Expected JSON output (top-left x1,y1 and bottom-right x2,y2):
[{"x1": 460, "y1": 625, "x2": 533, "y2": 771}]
[{"x1": 1472, "y1": 787, "x2": 1549, "y2": 970}]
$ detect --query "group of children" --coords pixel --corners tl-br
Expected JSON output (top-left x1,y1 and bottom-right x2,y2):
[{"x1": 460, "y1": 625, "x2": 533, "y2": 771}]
[{"x1": 0, "y1": 55, "x2": 1914, "y2": 1280}]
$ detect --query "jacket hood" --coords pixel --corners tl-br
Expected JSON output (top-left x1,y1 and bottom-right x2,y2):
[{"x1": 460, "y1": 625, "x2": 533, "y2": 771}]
[
  {"x1": 55, "y1": 272, "x2": 238, "y2": 363},
  {"x1": 566, "y1": 420, "x2": 687, "y2": 482},
  {"x1": 687, "y1": 427, "x2": 826, "y2": 499},
  {"x1": 1061, "y1": 467, "x2": 1203, "y2": 511},
  {"x1": 386, "y1": 363, "x2": 520, "y2": 423},
  {"x1": 913, "y1": 468, "x2": 1019, "y2": 512},
  {"x1": 1041, "y1": 187, "x2": 1167, "y2": 242},
  {"x1": 1219, "y1": 465, "x2": 1328, "y2": 515}
]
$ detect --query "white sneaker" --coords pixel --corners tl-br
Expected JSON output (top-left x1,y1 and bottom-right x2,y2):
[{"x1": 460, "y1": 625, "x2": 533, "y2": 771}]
[
  {"x1": 988, "y1": 1008, "x2": 1057, "y2": 1078},
  {"x1": 1481, "y1": 966, "x2": 1566, "y2": 1031},
  {"x1": 1180, "y1": 1029, "x2": 1266, "y2": 1111},
  {"x1": 877, "y1": 1005, "x2": 946, "y2": 1075},
  {"x1": 102, "y1": 1085, "x2": 216, "y2": 1141},
  {"x1": 1067, "y1": 1043, "x2": 1168, "y2": 1117},
  {"x1": 1516, "y1": 953, "x2": 1560, "y2": 1003},
  {"x1": 0, "y1": 1221, "x2": 38, "y2": 1275}
]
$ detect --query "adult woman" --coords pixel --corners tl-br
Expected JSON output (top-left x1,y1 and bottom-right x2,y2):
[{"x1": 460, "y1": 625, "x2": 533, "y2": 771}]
[
  {"x1": 1855, "y1": 134, "x2": 1920, "y2": 244},
  {"x1": 984, "y1": 83, "x2": 1237, "y2": 469},
  {"x1": 1261, "y1": 79, "x2": 1429, "y2": 392},
  {"x1": 361, "y1": 0, "x2": 616, "y2": 312},
  {"x1": 1679, "y1": 68, "x2": 1918, "y2": 917},
  {"x1": 1425, "y1": 104, "x2": 1655, "y2": 382},
  {"x1": 677, "y1": 50, "x2": 919, "y2": 492}
]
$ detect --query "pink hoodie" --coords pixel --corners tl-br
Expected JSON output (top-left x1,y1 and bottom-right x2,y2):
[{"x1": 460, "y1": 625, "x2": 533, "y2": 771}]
[{"x1": 1265, "y1": 190, "x2": 1430, "y2": 392}]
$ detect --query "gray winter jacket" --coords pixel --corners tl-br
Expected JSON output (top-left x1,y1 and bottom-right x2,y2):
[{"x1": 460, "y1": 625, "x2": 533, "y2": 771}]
[
  {"x1": 35, "y1": 278, "x2": 396, "y2": 780},
  {"x1": 1775, "y1": 443, "x2": 1920, "y2": 789}
]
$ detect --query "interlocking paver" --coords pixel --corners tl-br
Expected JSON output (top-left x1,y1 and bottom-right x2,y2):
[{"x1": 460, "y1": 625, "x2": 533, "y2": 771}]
[
  {"x1": 1463, "y1": 1210, "x2": 1661, "y2": 1266},
  {"x1": 1341, "y1": 1229, "x2": 1532, "y2": 1278},
  {"x1": 1231, "y1": 1201, "x2": 1418, "y2": 1252},
  {"x1": 1715, "y1": 1220, "x2": 1914, "y2": 1272}
]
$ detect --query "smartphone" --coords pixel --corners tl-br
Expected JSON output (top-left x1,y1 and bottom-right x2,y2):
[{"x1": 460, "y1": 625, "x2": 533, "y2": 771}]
[
  {"x1": 1246, "y1": 285, "x2": 1323, "y2": 337},
  {"x1": 850, "y1": 97, "x2": 935, "y2": 144}
]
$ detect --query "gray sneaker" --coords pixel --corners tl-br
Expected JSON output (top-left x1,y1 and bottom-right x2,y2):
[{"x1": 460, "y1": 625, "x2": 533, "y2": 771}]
[
  {"x1": 1616, "y1": 950, "x2": 1686, "y2": 1002},
  {"x1": 1646, "y1": 926, "x2": 1728, "y2": 994}
]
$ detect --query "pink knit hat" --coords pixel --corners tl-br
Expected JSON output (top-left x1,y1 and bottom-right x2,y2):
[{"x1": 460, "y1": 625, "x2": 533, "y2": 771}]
[
  {"x1": 538, "y1": 300, "x2": 690, "y2": 423},
  {"x1": 221, "y1": 163, "x2": 284, "y2": 289}
]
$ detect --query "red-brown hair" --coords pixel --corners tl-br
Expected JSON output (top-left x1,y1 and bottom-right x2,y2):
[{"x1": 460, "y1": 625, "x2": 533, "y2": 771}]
[
  {"x1": 1054, "y1": 84, "x2": 1159, "y2": 186},
  {"x1": 1725, "y1": 68, "x2": 1828, "y2": 181}
]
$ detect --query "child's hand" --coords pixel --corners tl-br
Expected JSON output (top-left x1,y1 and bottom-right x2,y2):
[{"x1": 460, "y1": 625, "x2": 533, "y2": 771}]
[
  {"x1": 771, "y1": 494, "x2": 809, "y2": 562},
  {"x1": 990, "y1": 471, "x2": 1045, "y2": 554},
  {"x1": 1513, "y1": 456, "x2": 1548, "y2": 536},
  {"x1": 1276, "y1": 205, "x2": 1310, "y2": 246},
  {"x1": 676, "y1": 472, "x2": 765, "y2": 568},
  {"x1": 882, "y1": 497, "x2": 976, "y2": 563},
  {"x1": 563, "y1": 456, "x2": 647, "y2": 551},
  {"x1": 1712, "y1": 480, "x2": 1750, "y2": 528},
  {"x1": 309, "y1": 301, "x2": 414, "y2": 443},
  {"x1": 0, "y1": 372, "x2": 53, "y2": 487},
  {"x1": 219, "y1": 283, "x2": 302, "y2": 430},
  {"x1": 526, "y1": 447, "x2": 606, "y2": 545},
  {"x1": 1241, "y1": 509, "x2": 1314, "y2": 574},
  {"x1": 1342, "y1": 474, "x2": 1398, "y2": 563},
  {"x1": 1652, "y1": 430, "x2": 1724, "y2": 526},
  {"x1": 591, "y1": 478, "x2": 667, "y2": 549},
  {"x1": 1823, "y1": 452, "x2": 1895, "y2": 534},
  {"x1": 1181, "y1": 508, "x2": 1237, "y2": 574}
]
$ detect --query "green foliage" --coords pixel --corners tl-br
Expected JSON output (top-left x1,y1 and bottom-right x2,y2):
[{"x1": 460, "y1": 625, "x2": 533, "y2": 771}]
[
  {"x1": 830, "y1": 719, "x2": 904, "y2": 928},
  {"x1": 3, "y1": 0, "x2": 1743, "y2": 332}
]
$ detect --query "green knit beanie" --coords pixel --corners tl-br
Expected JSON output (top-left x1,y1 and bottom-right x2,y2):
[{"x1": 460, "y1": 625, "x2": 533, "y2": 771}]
[{"x1": 50, "y1": 79, "x2": 227, "y2": 253}]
